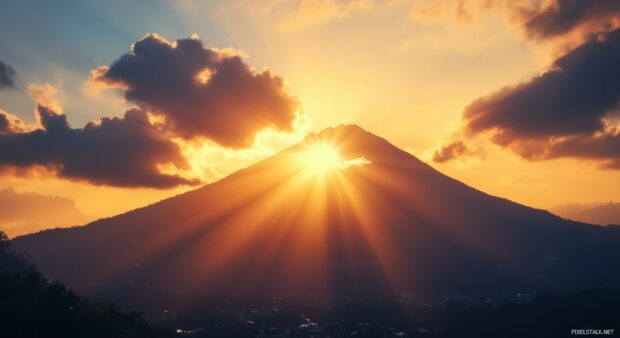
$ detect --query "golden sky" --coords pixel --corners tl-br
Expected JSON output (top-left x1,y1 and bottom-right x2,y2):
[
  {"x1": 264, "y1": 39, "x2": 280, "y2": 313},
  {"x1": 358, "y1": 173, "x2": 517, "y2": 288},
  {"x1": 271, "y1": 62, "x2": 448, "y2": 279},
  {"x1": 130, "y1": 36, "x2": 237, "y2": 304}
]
[{"x1": 1, "y1": 0, "x2": 619, "y2": 235}]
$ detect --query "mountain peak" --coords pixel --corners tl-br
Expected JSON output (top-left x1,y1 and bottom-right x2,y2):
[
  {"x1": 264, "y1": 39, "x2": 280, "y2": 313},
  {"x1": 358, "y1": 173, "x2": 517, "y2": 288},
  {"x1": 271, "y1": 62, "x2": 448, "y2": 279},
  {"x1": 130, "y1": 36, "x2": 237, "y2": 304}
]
[
  {"x1": 299, "y1": 124, "x2": 412, "y2": 165},
  {"x1": 304, "y1": 124, "x2": 369, "y2": 143},
  {"x1": 318, "y1": 123, "x2": 367, "y2": 134}
]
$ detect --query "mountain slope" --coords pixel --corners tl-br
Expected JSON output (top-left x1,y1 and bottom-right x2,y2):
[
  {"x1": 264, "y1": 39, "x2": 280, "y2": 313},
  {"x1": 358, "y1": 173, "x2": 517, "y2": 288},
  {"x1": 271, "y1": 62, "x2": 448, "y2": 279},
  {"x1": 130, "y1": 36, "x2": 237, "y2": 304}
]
[
  {"x1": 553, "y1": 202, "x2": 620, "y2": 226},
  {"x1": 13, "y1": 125, "x2": 620, "y2": 314}
]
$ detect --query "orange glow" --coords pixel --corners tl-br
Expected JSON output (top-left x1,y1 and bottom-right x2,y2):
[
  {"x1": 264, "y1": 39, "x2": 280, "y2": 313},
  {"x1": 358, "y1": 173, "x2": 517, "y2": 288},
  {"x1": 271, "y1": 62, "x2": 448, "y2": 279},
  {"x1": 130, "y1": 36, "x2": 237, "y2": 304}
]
[
  {"x1": 297, "y1": 140, "x2": 373, "y2": 177},
  {"x1": 298, "y1": 142, "x2": 343, "y2": 173}
]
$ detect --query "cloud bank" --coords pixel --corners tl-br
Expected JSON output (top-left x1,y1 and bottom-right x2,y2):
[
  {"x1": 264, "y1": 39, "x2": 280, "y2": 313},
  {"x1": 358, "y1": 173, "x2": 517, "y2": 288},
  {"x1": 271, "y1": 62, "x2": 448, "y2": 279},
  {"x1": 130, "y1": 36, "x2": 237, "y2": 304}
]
[
  {"x1": 463, "y1": 28, "x2": 620, "y2": 141},
  {"x1": 278, "y1": 0, "x2": 374, "y2": 31},
  {"x1": 0, "y1": 34, "x2": 302, "y2": 188},
  {"x1": 0, "y1": 102, "x2": 194, "y2": 188},
  {"x1": 435, "y1": 4, "x2": 620, "y2": 169}
]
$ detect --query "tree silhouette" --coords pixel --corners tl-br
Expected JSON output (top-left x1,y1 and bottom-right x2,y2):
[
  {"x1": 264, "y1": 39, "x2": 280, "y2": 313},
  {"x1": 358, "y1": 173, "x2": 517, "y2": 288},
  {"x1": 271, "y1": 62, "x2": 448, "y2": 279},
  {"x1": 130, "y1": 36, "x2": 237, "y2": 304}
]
[{"x1": 0, "y1": 231, "x2": 170, "y2": 338}]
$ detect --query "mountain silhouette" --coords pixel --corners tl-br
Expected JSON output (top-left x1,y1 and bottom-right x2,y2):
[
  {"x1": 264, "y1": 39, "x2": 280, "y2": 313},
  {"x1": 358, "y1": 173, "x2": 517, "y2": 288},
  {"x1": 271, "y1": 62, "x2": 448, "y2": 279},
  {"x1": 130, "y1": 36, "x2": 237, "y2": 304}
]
[
  {"x1": 0, "y1": 188, "x2": 90, "y2": 237},
  {"x1": 12, "y1": 125, "x2": 620, "y2": 314},
  {"x1": 553, "y1": 202, "x2": 620, "y2": 226}
]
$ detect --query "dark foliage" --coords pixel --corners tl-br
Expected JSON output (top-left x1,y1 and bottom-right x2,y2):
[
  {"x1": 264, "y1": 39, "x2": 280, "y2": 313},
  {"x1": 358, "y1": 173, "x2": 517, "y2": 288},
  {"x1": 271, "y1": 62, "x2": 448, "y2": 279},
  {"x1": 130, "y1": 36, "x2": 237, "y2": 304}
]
[{"x1": 0, "y1": 231, "x2": 170, "y2": 338}]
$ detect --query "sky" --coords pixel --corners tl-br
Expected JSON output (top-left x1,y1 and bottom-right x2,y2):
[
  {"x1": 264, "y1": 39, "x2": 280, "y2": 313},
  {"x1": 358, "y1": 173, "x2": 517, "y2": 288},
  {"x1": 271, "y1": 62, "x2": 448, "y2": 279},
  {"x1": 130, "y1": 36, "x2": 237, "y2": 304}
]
[{"x1": 0, "y1": 0, "x2": 619, "y2": 235}]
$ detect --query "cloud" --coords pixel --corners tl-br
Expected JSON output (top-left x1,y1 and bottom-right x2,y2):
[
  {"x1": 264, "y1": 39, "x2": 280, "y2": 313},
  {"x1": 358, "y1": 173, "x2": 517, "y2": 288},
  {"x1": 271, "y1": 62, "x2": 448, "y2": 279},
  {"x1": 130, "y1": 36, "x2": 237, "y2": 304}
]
[
  {"x1": 2, "y1": 35, "x2": 307, "y2": 188},
  {"x1": 27, "y1": 83, "x2": 63, "y2": 114},
  {"x1": 0, "y1": 61, "x2": 17, "y2": 88},
  {"x1": 512, "y1": 0, "x2": 620, "y2": 40},
  {"x1": 0, "y1": 187, "x2": 90, "y2": 237},
  {"x1": 410, "y1": 0, "x2": 496, "y2": 25},
  {"x1": 0, "y1": 110, "x2": 26, "y2": 134},
  {"x1": 278, "y1": 0, "x2": 373, "y2": 31},
  {"x1": 0, "y1": 87, "x2": 197, "y2": 188},
  {"x1": 514, "y1": 132, "x2": 620, "y2": 169},
  {"x1": 432, "y1": 140, "x2": 472, "y2": 163},
  {"x1": 92, "y1": 34, "x2": 299, "y2": 148},
  {"x1": 405, "y1": 0, "x2": 620, "y2": 52},
  {"x1": 463, "y1": 28, "x2": 620, "y2": 140},
  {"x1": 409, "y1": 0, "x2": 450, "y2": 23},
  {"x1": 441, "y1": 27, "x2": 620, "y2": 168},
  {"x1": 411, "y1": 1, "x2": 620, "y2": 44},
  {"x1": 222, "y1": 0, "x2": 375, "y2": 30}
]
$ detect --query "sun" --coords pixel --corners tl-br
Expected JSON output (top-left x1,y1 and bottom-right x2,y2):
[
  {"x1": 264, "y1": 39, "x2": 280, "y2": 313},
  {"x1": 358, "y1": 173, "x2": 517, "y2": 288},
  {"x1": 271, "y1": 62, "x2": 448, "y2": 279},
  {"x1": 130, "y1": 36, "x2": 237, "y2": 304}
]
[{"x1": 299, "y1": 142, "x2": 343, "y2": 173}]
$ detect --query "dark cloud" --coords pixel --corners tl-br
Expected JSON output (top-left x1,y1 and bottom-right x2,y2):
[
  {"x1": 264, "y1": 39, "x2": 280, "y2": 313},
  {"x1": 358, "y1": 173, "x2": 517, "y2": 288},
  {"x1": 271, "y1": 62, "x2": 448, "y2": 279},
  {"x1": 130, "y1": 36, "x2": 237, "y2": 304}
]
[
  {"x1": 464, "y1": 27, "x2": 620, "y2": 141},
  {"x1": 539, "y1": 133, "x2": 620, "y2": 169},
  {"x1": 514, "y1": 0, "x2": 620, "y2": 39},
  {"x1": 499, "y1": 132, "x2": 620, "y2": 169},
  {"x1": 444, "y1": 27, "x2": 620, "y2": 168},
  {"x1": 0, "y1": 61, "x2": 17, "y2": 88},
  {"x1": 0, "y1": 105, "x2": 197, "y2": 188},
  {"x1": 0, "y1": 115, "x2": 8, "y2": 133},
  {"x1": 433, "y1": 141, "x2": 471, "y2": 163},
  {"x1": 93, "y1": 34, "x2": 298, "y2": 148}
]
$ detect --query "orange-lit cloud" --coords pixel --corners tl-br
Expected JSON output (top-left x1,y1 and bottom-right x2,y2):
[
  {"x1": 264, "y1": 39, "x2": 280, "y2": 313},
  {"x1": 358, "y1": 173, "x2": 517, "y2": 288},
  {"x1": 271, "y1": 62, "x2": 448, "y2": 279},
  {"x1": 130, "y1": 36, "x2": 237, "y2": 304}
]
[
  {"x1": 92, "y1": 33, "x2": 299, "y2": 148},
  {"x1": 179, "y1": 112, "x2": 312, "y2": 182},
  {"x1": 278, "y1": 0, "x2": 374, "y2": 31},
  {"x1": 0, "y1": 109, "x2": 26, "y2": 134},
  {"x1": 227, "y1": 0, "x2": 376, "y2": 31},
  {"x1": 409, "y1": 0, "x2": 496, "y2": 24},
  {"x1": 28, "y1": 83, "x2": 63, "y2": 116}
]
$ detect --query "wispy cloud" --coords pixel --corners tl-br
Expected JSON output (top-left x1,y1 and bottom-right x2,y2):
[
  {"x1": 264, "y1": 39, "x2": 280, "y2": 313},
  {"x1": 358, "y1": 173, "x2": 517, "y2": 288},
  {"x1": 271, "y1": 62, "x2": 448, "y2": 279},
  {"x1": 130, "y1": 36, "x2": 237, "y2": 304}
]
[{"x1": 277, "y1": 0, "x2": 374, "y2": 31}]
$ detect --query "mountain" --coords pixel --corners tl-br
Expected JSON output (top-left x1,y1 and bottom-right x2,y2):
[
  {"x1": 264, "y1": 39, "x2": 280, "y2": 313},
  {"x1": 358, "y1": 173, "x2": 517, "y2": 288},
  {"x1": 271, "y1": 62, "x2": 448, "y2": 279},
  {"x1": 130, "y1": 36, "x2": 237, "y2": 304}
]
[
  {"x1": 553, "y1": 202, "x2": 620, "y2": 226},
  {"x1": 0, "y1": 188, "x2": 90, "y2": 237},
  {"x1": 12, "y1": 125, "x2": 620, "y2": 315}
]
